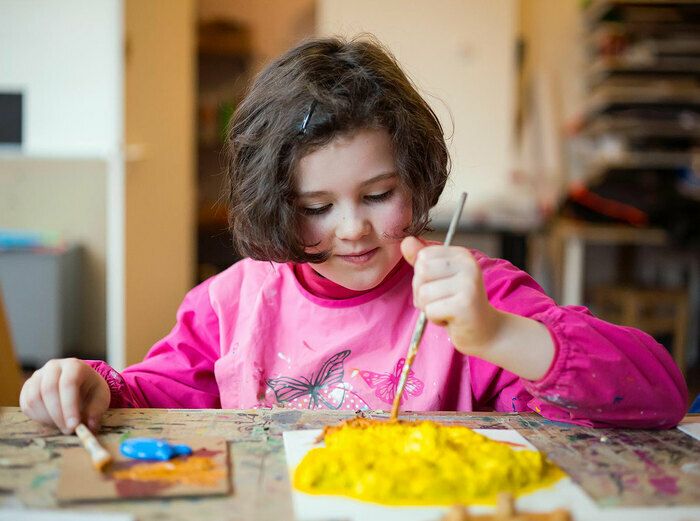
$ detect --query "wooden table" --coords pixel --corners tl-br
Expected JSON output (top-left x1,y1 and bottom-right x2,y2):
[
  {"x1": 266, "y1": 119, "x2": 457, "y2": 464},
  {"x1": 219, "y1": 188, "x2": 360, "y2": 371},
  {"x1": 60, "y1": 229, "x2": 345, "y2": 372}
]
[{"x1": 1, "y1": 407, "x2": 699, "y2": 520}]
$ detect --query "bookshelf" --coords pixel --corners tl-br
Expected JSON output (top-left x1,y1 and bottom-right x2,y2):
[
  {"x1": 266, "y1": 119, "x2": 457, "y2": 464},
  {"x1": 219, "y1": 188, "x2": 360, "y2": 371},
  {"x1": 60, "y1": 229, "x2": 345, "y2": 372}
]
[
  {"x1": 196, "y1": 20, "x2": 252, "y2": 281},
  {"x1": 573, "y1": 0, "x2": 700, "y2": 369},
  {"x1": 582, "y1": 0, "x2": 700, "y2": 174}
]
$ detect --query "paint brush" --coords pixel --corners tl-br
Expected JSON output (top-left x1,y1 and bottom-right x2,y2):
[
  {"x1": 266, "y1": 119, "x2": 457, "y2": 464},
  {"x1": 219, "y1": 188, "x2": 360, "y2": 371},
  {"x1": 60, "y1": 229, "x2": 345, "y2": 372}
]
[
  {"x1": 390, "y1": 192, "x2": 468, "y2": 421},
  {"x1": 75, "y1": 423, "x2": 112, "y2": 471}
]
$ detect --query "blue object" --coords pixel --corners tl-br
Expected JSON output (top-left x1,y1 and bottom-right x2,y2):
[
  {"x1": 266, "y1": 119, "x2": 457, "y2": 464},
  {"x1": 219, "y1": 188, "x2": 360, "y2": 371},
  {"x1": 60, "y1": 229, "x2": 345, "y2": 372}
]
[
  {"x1": 690, "y1": 395, "x2": 700, "y2": 414},
  {"x1": 119, "y1": 438, "x2": 193, "y2": 461}
]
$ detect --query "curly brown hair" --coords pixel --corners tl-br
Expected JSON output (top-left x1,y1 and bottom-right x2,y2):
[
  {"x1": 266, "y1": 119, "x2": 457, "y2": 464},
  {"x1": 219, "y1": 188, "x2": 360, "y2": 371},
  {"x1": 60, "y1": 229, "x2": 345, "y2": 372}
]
[{"x1": 224, "y1": 35, "x2": 450, "y2": 263}]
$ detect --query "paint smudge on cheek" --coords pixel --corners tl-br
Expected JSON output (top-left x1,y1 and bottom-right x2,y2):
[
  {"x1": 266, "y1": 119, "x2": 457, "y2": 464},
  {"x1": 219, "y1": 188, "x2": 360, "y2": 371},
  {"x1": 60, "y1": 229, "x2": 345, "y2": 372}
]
[
  {"x1": 299, "y1": 216, "x2": 331, "y2": 254},
  {"x1": 381, "y1": 194, "x2": 413, "y2": 239}
]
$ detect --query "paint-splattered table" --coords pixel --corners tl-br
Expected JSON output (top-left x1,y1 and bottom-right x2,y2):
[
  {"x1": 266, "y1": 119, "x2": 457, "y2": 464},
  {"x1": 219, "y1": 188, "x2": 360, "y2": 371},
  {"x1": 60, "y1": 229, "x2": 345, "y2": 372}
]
[{"x1": 0, "y1": 407, "x2": 698, "y2": 520}]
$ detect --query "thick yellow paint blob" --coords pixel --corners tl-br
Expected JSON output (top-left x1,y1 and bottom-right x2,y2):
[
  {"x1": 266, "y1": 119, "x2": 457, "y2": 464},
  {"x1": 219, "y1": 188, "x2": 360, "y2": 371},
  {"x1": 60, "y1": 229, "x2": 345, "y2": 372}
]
[
  {"x1": 293, "y1": 418, "x2": 564, "y2": 505},
  {"x1": 112, "y1": 456, "x2": 224, "y2": 486}
]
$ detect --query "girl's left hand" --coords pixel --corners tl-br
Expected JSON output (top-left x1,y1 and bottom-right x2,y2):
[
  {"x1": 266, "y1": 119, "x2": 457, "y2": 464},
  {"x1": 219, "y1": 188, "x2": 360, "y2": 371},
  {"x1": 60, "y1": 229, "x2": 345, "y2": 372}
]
[{"x1": 400, "y1": 236, "x2": 503, "y2": 355}]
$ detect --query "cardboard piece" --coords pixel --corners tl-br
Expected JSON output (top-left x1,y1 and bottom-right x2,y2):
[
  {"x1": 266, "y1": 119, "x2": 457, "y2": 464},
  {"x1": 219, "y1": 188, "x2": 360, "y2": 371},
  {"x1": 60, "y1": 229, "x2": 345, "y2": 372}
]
[{"x1": 56, "y1": 436, "x2": 230, "y2": 503}]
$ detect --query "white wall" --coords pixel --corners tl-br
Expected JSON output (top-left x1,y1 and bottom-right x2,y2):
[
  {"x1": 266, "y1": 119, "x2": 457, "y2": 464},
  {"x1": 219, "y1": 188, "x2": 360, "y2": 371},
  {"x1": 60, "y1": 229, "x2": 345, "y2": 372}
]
[
  {"x1": 0, "y1": 0, "x2": 124, "y2": 366},
  {"x1": 0, "y1": 0, "x2": 122, "y2": 156},
  {"x1": 516, "y1": 0, "x2": 586, "y2": 212},
  {"x1": 0, "y1": 158, "x2": 108, "y2": 359},
  {"x1": 317, "y1": 0, "x2": 518, "y2": 219}
]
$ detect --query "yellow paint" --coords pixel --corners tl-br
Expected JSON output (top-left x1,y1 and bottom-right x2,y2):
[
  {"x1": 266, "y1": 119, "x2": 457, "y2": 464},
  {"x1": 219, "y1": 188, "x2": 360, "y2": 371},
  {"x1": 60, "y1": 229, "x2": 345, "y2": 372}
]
[
  {"x1": 294, "y1": 419, "x2": 564, "y2": 505},
  {"x1": 112, "y1": 456, "x2": 224, "y2": 486}
]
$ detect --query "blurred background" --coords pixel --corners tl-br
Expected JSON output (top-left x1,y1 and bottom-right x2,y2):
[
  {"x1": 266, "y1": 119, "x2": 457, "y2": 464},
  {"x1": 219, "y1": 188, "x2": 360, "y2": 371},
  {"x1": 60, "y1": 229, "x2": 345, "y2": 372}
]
[{"x1": 1, "y1": 0, "x2": 699, "y2": 405}]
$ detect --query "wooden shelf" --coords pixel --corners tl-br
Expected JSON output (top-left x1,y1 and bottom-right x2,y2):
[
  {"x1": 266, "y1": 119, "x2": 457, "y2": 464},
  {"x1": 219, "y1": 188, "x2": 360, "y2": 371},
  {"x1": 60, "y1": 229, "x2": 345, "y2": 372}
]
[
  {"x1": 588, "y1": 56, "x2": 700, "y2": 85},
  {"x1": 586, "y1": 84, "x2": 700, "y2": 116},
  {"x1": 585, "y1": 151, "x2": 692, "y2": 180},
  {"x1": 583, "y1": 116, "x2": 700, "y2": 138},
  {"x1": 585, "y1": 0, "x2": 700, "y2": 27},
  {"x1": 196, "y1": 18, "x2": 252, "y2": 276}
]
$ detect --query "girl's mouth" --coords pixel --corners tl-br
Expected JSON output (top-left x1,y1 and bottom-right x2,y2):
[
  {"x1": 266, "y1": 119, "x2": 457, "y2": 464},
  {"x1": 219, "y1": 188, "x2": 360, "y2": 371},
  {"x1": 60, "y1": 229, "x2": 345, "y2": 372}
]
[{"x1": 337, "y1": 248, "x2": 379, "y2": 265}]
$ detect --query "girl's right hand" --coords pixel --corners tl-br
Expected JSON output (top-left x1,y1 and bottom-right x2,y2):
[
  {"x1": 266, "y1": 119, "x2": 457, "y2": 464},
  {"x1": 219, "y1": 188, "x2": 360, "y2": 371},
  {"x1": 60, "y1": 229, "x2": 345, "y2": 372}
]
[{"x1": 20, "y1": 358, "x2": 110, "y2": 434}]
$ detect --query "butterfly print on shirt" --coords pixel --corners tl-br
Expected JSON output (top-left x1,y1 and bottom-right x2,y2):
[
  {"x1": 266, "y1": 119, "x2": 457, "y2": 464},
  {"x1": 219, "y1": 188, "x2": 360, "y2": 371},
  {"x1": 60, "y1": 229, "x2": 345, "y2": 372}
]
[
  {"x1": 360, "y1": 357, "x2": 425, "y2": 405},
  {"x1": 265, "y1": 349, "x2": 369, "y2": 410}
]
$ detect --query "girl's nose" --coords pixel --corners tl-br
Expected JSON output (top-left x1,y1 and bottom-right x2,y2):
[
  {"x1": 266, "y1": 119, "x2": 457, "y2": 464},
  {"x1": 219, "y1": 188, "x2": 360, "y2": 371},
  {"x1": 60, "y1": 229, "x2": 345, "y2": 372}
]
[{"x1": 335, "y1": 207, "x2": 370, "y2": 241}]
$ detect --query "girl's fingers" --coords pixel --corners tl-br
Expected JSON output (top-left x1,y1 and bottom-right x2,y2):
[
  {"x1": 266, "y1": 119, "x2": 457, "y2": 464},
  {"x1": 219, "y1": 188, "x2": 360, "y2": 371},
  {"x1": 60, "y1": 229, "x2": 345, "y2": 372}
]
[
  {"x1": 415, "y1": 276, "x2": 472, "y2": 309},
  {"x1": 38, "y1": 362, "x2": 68, "y2": 433},
  {"x1": 20, "y1": 373, "x2": 54, "y2": 426},
  {"x1": 58, "y1": 360, "x2": 84, "y2": 433},
  {"x1": 414, "y1": 247, "x2": 475, "y2": 284},
  {"x1": 20, "y1": 359, "x2": 104, "y2": 435},
  {"x1": 400, "y1": 236, "x2": 427, "y2": 266},
  {"x1": 81, "y1": 382, "x2": 110, "y2": 432},
  {"x1": 424, "y1": 294, "x2": 463, "y2": 326},
  {"x1": 79, "y1": 363, "x2": 111, "y2": 432}
]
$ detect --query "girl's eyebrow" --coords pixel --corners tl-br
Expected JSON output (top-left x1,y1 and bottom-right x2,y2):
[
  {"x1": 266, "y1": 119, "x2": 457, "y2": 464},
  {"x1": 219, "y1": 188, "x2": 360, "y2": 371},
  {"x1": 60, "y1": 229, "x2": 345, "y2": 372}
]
[
  {"x1": 298, "y1": 172, "x2": 397, "y2": 198},
  {"x1": 359, "y1": 172, "x2": 397, "y2": 187}
]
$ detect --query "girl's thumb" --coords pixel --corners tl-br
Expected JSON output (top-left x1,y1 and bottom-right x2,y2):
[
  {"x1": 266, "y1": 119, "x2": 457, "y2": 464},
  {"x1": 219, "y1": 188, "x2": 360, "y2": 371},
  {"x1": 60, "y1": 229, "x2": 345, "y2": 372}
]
[
  {"x1": 81, "y1": 380, "x2": 110, "y2": 432},
  {"x1": 401, "y1": 236, "x2": 428, "y2": 266}
]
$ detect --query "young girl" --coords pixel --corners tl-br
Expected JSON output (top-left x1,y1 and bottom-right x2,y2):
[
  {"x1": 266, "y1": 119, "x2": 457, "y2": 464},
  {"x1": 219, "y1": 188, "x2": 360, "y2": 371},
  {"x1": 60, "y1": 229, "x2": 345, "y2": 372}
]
[{"x1": 21, "y1": 37, "x2": 687, "y2": 434}]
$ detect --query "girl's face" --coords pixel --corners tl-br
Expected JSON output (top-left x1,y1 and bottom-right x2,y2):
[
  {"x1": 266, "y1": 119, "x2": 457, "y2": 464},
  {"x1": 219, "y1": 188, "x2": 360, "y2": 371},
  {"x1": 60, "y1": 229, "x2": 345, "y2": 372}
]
[{"x1": 295, "y1": 127, "x2": 412, "y2": 291}]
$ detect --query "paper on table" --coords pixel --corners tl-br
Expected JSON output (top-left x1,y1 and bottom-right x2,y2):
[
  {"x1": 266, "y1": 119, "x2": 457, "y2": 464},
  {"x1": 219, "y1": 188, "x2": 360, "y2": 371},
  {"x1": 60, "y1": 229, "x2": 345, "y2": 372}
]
[
  {"x1": 0, "y1": 510, "x2": 134, "y2": 521},
  {"x1": 678, "y1": 422, "x2": 700, "y2": 442},
  {"x1": 283, "y1": 428, "x2": 700, "y2": 521},
  {"x1": 283, "y1": 428, "x2": 580, "y2": 521}
]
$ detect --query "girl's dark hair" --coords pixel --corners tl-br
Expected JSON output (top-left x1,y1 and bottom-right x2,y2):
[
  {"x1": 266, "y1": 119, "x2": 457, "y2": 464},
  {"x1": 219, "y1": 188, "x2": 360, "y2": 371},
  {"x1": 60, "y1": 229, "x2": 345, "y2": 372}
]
[{"x1": 225, "y1": 35, "x2": 450, "y2": 263}]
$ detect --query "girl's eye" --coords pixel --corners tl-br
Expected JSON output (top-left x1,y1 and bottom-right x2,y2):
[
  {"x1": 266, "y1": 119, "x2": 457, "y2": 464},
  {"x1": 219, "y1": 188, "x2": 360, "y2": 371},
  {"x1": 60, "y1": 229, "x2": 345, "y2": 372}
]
[
  {"x1": 365, "y1": 190, "x2": 393, "y2": 203},
  {"x1": 302, "y1": 204, "x2": 332, "y2": 216}
]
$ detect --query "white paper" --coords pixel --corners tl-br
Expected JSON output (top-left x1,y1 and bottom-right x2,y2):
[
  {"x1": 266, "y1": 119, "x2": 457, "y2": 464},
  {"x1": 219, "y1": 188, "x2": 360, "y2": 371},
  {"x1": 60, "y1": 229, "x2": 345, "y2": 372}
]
[
  {"x1": 678, "y1": 422, "x2": 700, "y2": 442},
  {"x1": 0, "y1": 510, "x2": 134, "y2": 521},
  {"x1": 284, "y1": 428, "x2": 700, "y2": 521}
]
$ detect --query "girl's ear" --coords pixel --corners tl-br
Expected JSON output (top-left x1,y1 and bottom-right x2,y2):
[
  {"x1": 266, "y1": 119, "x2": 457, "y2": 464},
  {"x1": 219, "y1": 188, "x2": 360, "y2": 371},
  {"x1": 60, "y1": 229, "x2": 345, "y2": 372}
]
[{"x1": 400, "y1": 236, "x2": 428, "y2": 266}]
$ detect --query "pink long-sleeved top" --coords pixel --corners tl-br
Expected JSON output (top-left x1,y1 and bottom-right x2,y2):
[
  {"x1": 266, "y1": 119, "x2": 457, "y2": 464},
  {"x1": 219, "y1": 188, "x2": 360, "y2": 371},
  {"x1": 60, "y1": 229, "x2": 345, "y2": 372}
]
[{"x1": 88, "y1": 251, "x2": 688, "y2": 428}]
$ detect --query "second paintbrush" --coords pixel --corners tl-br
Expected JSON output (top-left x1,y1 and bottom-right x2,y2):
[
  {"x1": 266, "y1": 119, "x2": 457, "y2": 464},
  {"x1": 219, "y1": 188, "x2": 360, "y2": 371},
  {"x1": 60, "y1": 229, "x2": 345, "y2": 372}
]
[{"x1": 390, "y1": 192, "x2": 468, "y2": 420}]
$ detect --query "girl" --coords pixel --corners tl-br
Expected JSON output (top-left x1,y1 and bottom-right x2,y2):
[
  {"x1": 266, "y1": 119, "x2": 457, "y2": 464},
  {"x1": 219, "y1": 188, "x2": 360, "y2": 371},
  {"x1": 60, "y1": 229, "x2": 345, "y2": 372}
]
[{"x1": 21, "y1": 37, "x2": 687, "y2": 434}]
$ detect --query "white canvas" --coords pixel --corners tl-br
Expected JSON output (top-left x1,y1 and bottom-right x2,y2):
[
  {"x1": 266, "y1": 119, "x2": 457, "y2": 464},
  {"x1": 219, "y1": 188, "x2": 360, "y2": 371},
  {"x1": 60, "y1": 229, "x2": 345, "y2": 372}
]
[{"x1": 283, "y1": 428, "x2": 700, "y2": 521}]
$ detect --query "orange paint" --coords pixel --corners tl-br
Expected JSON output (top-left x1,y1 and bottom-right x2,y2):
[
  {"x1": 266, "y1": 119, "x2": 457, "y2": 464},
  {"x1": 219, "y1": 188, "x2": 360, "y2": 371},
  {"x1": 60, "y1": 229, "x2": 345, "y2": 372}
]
[{"x1": 112, "y1": 456, "x2": 224, "y2": 486}]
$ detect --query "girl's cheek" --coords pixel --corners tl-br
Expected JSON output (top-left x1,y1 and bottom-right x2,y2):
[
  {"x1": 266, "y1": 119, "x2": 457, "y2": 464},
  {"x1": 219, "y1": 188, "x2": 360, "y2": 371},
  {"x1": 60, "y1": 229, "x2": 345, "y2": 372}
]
[
  {"x1": 301, "y1": 218, "x2": 329, "y2": 253},
  {"x1": 382, "y1": 195, "x2": 412, "y2": 237}
]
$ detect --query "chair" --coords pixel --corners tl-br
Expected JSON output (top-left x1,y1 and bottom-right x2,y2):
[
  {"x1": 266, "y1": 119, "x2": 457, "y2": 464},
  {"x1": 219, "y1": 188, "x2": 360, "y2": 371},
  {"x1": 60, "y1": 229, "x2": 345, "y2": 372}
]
[
  {"x1": 0, "y1": 287, "x2": 24, "y2": 406},
  {"x1": 593, "y1": 285, "x2": 689, "y2": 376}
]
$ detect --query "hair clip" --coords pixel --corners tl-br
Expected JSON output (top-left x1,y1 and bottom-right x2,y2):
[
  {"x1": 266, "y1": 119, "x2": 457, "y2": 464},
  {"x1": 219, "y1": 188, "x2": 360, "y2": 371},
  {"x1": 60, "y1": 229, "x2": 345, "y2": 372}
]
[{"x1": 299, "y1": 100, "x2": 318, "y2": 134}]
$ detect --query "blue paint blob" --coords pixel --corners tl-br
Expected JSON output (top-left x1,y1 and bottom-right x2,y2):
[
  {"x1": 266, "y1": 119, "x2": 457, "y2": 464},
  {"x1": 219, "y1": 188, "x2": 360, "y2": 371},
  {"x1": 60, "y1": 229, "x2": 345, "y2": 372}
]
[{"x1": 119, "y1": 438, "x2": 192, "y2": 461}]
